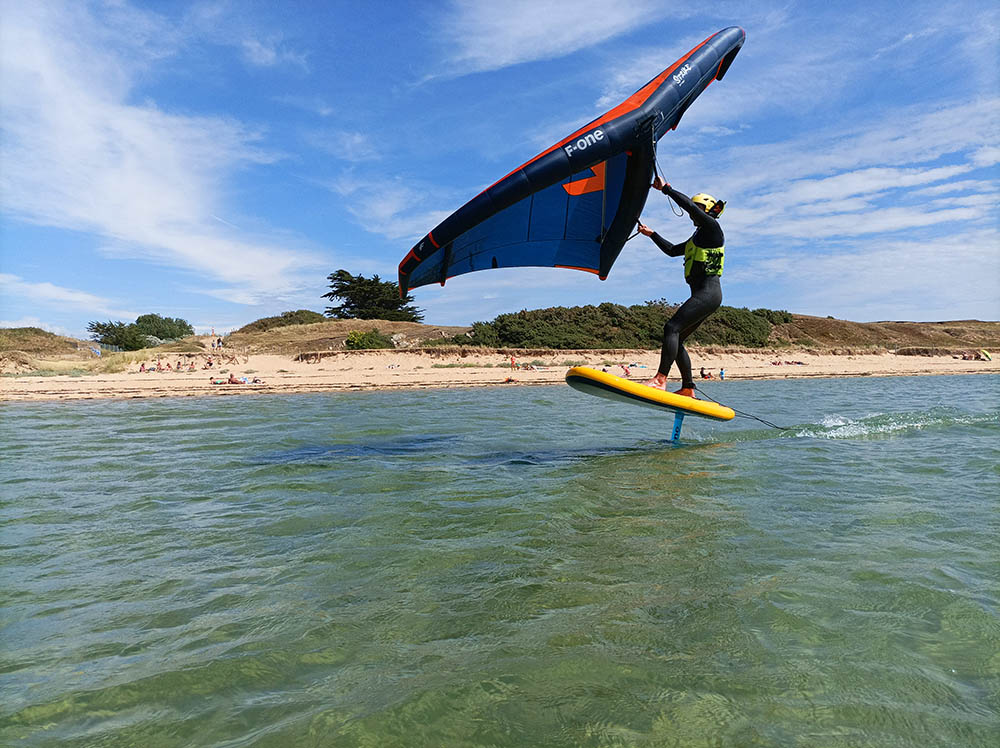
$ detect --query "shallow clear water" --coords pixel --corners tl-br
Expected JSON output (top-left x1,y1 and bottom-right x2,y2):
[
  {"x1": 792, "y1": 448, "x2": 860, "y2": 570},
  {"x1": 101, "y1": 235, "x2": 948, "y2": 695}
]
[{"x1": 2, "y1": 375, "x2": 998, "y2": 746}]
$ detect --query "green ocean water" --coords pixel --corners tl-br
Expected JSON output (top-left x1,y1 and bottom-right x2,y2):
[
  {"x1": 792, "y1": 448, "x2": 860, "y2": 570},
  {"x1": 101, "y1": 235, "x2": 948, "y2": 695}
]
[{"x1": 2, "y1": 374, "x2": 998, "y2": 747}]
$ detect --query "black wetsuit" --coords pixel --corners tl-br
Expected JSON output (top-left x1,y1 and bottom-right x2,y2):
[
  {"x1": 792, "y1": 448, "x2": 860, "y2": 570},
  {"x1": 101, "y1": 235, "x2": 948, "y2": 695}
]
[{"x1": 649, "y1": 186, "x2": 724, "y2": 388}]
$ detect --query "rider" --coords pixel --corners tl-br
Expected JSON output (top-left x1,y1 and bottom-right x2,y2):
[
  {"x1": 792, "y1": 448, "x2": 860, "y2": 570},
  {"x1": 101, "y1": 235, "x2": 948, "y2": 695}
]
[{"x1": 637, "y1": 176, "x2": 725, "y2": 397}]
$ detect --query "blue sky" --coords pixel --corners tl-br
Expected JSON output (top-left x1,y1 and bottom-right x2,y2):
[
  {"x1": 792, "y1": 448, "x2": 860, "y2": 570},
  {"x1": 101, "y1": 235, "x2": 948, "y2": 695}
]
[{"x1": 1, "y1": 0, "x2": 997, "y2": 337}]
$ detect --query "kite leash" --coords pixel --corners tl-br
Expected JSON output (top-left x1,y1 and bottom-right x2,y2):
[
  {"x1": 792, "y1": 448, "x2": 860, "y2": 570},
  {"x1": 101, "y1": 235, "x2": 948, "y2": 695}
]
[
  {"x1": 693, "y1": 384, "x2": 793, "y2": 431},
  {"x1": 634, "y1": 145, "x2": 680, "y2": 240},
  {"x1": 652, "y1": 146, "x2": 684, "y2": 217}
]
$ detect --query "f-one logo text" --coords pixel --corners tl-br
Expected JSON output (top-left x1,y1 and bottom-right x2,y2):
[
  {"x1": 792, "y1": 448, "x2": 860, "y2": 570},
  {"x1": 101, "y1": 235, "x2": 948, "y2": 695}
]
[
  {"x1": 672, "y1": 63, "x2": 692, "y2": 85},
  {"x1": 563, "y1": 129, "x2": 605, "y2": 157}
]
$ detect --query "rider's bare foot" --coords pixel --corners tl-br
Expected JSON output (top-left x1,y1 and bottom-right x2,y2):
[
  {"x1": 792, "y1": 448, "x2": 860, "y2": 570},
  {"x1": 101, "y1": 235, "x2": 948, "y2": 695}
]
[
  {"x1": 642, "y1": 375, "x2": 668, "y2": 390},
  {"x1": 673, "y1": 387, "x2": 696, "y2": 398}
]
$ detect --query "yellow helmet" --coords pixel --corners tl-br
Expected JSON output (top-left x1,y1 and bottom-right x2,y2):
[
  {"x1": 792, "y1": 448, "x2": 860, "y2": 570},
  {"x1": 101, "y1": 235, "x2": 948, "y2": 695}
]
[{"x1": 692, "y1": 193, "x2": 725, "y2": 217}]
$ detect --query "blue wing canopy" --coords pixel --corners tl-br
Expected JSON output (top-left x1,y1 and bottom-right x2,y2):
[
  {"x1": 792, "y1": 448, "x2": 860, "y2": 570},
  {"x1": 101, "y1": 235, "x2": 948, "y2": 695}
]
[
  {"x1": 404, "y1": 153, "x2": 631, "y2": 290},
  {"x1": 399, "y1": 27, "x2": 745, "y2": 295}
]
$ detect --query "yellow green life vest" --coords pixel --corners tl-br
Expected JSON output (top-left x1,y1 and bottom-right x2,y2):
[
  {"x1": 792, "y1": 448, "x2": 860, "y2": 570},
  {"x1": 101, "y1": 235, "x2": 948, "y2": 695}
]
[{"x1": 684, "y1": 239, "x2": 724, "y2": 279}]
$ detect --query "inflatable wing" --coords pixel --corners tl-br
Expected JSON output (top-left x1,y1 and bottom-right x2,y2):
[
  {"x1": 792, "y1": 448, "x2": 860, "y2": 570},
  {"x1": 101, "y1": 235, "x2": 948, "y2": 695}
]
[{"x1": 399, "y1": 26, "x2": 745, "y2": 295}]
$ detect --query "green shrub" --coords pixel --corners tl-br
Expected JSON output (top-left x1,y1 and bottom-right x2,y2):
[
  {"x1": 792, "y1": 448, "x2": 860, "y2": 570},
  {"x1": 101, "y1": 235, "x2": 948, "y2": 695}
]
[
  {"x1": 752, "y1": 308, "x2": 794, "y2": 325},
  {"x1": 237, "y1": 310, "x2": 325, "y2": 334},
  {"x1": 345, "y1": 328, "x2": 394, "y2": 350},
  {"x1": 461, "y1": 300, "x2": 793, "y2": 349},
  {"x1": 133, "y1": 314, "x2": 194, "y2": 340},
  {"x1": 688, "y1": 307, "x2": 772, "y2": 346}
]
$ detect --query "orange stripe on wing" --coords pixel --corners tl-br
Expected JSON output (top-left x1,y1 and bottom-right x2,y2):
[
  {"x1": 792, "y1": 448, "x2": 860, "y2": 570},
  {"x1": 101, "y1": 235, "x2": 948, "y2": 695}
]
[
  {"x1": 554, "y1": 265, "x2": 601, "y2": 275},
  {"x1": 484, "y1": 33, "x2": 716, "y2": 191},
  {"x1": 562, "y1": 161, "x2": 606, "y2": 196},
  {"x1": 399, "y1": 249, "x2": 419, "y2": 271}
]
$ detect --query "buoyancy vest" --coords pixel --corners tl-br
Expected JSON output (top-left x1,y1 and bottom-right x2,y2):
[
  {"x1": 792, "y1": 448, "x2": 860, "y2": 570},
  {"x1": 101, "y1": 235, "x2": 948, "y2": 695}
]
[{"x1": 684, "y1": 239, "x2": 724, "y2": 280}]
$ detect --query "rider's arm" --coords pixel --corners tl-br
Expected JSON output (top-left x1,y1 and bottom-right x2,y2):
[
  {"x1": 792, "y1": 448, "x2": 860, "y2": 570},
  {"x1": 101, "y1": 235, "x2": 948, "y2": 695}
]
[
  {"x1": 649, "y1": 232, "x2": 685, "y2": 257},
  {"x1": 662, "y1": 185, "x2": 716, "y2": 230}
]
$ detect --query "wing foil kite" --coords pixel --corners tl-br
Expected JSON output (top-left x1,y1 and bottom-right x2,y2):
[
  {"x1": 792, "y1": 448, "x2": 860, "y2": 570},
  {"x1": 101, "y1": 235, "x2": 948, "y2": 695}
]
[{"x1": 398, "y1": 26, "x2": 745, "y2": 295}]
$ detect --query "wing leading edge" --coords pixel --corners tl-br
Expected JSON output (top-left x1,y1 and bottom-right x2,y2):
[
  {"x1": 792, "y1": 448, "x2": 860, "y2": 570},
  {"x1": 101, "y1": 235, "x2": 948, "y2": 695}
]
[{"x1": 399, "y1": 26, "x2": 745, "y2": 295}]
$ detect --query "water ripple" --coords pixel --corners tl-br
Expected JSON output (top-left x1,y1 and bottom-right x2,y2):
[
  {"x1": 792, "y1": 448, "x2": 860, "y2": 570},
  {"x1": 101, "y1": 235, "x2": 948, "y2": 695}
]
[{"x1": 2, "y1": 376, "x2": 998, "y2": 746}]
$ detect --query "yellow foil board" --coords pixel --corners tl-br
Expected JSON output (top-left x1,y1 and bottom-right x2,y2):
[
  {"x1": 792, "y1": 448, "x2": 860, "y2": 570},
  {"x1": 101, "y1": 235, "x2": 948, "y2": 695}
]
[{"x1": 565, "y1": 366, "x2": 735, "y2": 421}]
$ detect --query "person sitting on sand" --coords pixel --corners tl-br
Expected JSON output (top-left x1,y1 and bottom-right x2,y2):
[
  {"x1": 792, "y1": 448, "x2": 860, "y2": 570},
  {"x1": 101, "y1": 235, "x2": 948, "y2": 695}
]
[
  {"x1": 700, "y1": 367, "x2": 713, "y2": 379},
  {"x1": 637, "y1": 177, "x2": 726, "y2": 398},
  {"x1": 139, "y1": 362, "x2": 146, "y2": 372},
  {"x1": 228, "y1": 373, "x2": 243, "y2": 384},
  {"x1": 188, "y1": 362, "x2": 196, "y2": 372}
]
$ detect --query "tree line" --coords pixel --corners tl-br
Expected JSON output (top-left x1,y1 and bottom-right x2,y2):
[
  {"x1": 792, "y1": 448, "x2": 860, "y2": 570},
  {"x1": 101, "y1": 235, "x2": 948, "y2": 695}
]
[
  {"x1": 86, "y1": 271, "x2": 420, "y2": 349},
  {"x1": 87, "y1": 314, "x2": 194, "y2": 350},
  {"x1": 88, "y1": 270, "x2": 793, "y2": 350}
]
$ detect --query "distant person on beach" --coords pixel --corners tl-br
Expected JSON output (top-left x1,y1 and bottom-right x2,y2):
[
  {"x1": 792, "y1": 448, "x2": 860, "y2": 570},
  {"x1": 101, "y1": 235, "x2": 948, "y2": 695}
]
[
  {"x1": 212, "y1": 373, "x2": 243, "y2": 384},
  {"x1": 637, "y1": 177, "x2": 725, "y2": 399},
  {"x1": 720, "y1": 368, "x2": 725, "y2": 380}
]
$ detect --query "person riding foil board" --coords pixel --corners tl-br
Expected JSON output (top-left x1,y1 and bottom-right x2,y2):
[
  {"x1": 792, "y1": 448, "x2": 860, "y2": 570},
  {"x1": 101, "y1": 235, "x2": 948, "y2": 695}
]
[{"x1": 636, "y1": 176, "x2": 726, "y2": 397}]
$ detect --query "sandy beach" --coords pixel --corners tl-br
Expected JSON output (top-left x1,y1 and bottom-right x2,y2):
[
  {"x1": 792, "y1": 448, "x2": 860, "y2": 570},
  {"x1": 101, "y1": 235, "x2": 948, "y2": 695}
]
[{"x1": 1, "y1": 348, "x2": 996, "y2": 402}]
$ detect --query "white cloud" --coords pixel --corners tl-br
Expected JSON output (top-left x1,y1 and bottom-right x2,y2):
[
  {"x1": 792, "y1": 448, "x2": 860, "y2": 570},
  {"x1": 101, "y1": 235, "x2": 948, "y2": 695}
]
[
  {"x1": 304, "y1": 130, "x2": 381, "y2": 162},
  {"x1": 241, "y1": 36, "x2": 308, "y2": 70},
  {"x1": 784, "y1": 166, "x2": 970, "y2": 203},
  {"x1": 738, "y1": 229, "x2": 1000, "y2": 321},
  {"x1": 0, "y1": 1, "x2": 322, "y2": 305},
  {"x1": 0, "y1": 316, "x2": 82, "y2": 337},
  {"x1": 755, "y1": 205, "x2": 982, "y2": 240},
  {"x1": 0, "y1": 273, "x2": 136, "y2": 318},
  {"x1": 437, "y1": 0, "x2": 678, "y2": 74},
  {"x1": 636, "y1": 97, "x2": 1000, "y2": 253},
  {"x1": 328, "y1": 174, "x2": 458, "y2": 242},
  {"x1": 717, "y1": 98, "x2": 999, "y2": 197},
  {"x1": 181, "y1": 1, "x2": 309, "y2": 71},
  {"x1": 872, "y1": 29, "x2": 939, "y2": 59},
  {"x1": 971, "y1": 145, "x2": 1000, "y2": 168},
  {"x1": 276, "y1": 95, "x2": 335, "y2": 117},
  {"x1": 910, "y1": 179, "x2": 995, "y2": 197}
]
